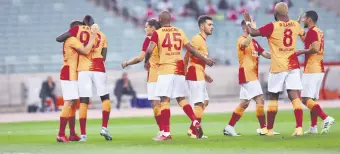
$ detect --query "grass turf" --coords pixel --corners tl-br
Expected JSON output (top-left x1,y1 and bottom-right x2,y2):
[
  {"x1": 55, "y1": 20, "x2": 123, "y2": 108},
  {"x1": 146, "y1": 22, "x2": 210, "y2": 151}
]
[{"x1": 0, "y1": 108, "x2": 339, "y2": 154}]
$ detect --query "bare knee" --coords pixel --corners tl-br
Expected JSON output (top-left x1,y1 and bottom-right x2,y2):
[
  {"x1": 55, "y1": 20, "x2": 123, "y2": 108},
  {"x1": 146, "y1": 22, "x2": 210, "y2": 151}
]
[
  {"x1": 268, "y1": 92, "x2": 279, "y2": 100},
  {"x1": 254, "y1": 95, "x2": 264, "y2": 104},
  {"x1": 80, "y1": 97, "x2": 90, "y2": 104},
  {"x1": 151, "y1": 100, "x2": 160, "y2": 108},
  {"x1": 287, "y1": 90, "x2": 300, "y2": 101},
  {"x1": 161, "y1": 97, "x2": 170, "y2": 103},
  {"x1": 240, "y1": 100, "x2": 250, "y2": 109}
]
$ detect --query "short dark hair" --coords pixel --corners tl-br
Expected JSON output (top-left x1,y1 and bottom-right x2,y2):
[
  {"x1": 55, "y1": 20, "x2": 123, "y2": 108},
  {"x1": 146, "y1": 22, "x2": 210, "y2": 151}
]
[
  {"x1": 197, "y1": 15, "x2": 213, "y2": 27},
  {"x1": 147, "y1": 18, "x2": 161, "y2": 30},
  {"x1": 83, "y1": 15, "x2": 95, "y2": 26},
  {"x1": 70, "y1": 20, "x2": 83, "y2": 28},
  {"x1": 241, "y1": 20, "x2": 246, "y2": 26},
  {"x1": 305, "y1": 10, "x2": 318, "y2": 23}
]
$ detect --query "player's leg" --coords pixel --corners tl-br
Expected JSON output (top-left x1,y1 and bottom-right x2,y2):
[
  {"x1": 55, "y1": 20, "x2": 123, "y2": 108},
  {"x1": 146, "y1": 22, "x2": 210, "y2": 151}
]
[
  {"x1": 99, "y1": 94, "x2": 112, "y2": 141},
  {"x1": 224, "y1": 99, "x2": 249, "y2": 137},
  {"x1": 186, "y1": 80, "x2": 207, "y2": 138},
  {"x1": 285, "y1": 69, "x2": 304, "y2": 136},
  {"x1": 147, "y1": 81, "x2": 163, "y2": 138},
  {"x1": 301, "y1": 73, "x2": 335, "y2": 134},
  {"x1": 68, "y1": 99, "x2": 81, "y2": 141},
  {"x1": 253, "y1": 94, "x2": 267, "y2": 134},
  {"x1": 77, "y1": 71, "x2": 93, "y2": 142},
  {"x1": 267, "y1": 72, "x2": 286, "y2": 136},
  {"x1": 57, "y1": 80, "x2": 78, "y2": 142},
  {"x1": 153, "y1": 74, "x2": 173, "y2": 141},
  {"x1": 57, "y1": 100, "x2": 72, "y2": 142}
]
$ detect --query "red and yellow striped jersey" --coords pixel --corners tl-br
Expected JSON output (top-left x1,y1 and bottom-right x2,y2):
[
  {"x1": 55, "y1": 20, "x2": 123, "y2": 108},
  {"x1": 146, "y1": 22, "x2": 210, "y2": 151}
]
[
  {"x1": 60, "y1": 37, "x2": 83, "y2": 80},
  {"x1": 303, "y1": 26, "x2": 324, "y2": 73},
  {"x1": 237, "y1": 36, "x2": 264, "y2": 84},
  {"x1": 150, "y1": 26, "x2": 189, "y2": 75},
  {"x1": 77, "y1": 31, "x2": 107, "y2": 72},
  {"x1": 142, "y1": 37, "x2": 160, "y2": 82},
  {"x1": 259, "y1": 20, "x2": 304, "y2": 73},
  {"x1": 185, "y1": 34, "x2": 208, "y2": 81}
]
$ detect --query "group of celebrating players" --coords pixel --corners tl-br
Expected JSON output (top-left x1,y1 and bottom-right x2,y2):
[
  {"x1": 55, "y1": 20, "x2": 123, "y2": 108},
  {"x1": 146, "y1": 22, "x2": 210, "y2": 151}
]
[{"x1": 56, "y1": 2, "x2": 335, "y2": 142}]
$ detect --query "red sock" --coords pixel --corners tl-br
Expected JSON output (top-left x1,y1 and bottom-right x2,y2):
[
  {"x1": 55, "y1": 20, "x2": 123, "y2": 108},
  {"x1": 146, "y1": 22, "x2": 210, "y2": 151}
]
[
  {"x1": 69, "y1": 116, "x2": 76, "y2": 136},
  {"x1": 228, "y1": 112, "x2": 241, "y2": 126},
  {"x1": 102, "y1": 111, "x2": 110, "y2": 128},
  {"x1": 182, "y1": 104, "x2": 196, "y2": 122},
  {"x1": 80, "y1": 118, "x2": 86, "y2": 135},
  {"x1": 311, "y1": 111, "x2": 318, "y2": 127},
  {"x1": 197, "y1": 118, "x2": 202, "y2": 123},
  {"x1": 155, "y1": 115, "x2": 163, "y2": 131},
  {"x1": 294, "y1": 109, "x2": 303, "y2": 128},
  {"x1": 58, "y1": 117, "x2": 68, "y2": 136},
  {"x1": 257, "y1": 115, "x2": 266, "y2": 128},
  {"x1": 312, "y1": 104, "x2": 328, "y2": 120},
  {"x1": 267, "y1": 111, "x2": 277, "y2": 129},
  {"x1": 161, "y1": 109, "x2": 170, "y2": 132}
]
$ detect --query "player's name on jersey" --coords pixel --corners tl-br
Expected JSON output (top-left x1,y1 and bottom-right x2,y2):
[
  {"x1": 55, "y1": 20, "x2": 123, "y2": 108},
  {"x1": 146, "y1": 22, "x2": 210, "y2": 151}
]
[
  {"x1": 279, "y1": 47, "x2": 295, "y2": 52},
  {"x1": 165, "y1": 51, "x2": 181, "y2": 56},
  {"x1": 279, "y1": 22, "x2": 296, "y2": 27},
  {"x1": 162, "y1": 27, "x2": 179, "y2": 32}
]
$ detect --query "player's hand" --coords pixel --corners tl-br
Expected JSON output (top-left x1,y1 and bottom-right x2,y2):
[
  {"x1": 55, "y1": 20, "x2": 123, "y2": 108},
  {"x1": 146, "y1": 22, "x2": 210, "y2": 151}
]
[
  {"x1": 144, "y1": 62, "x2": 150, "y2": 71},
  {"x1": 205, "y1": 58, "x2": 215, "y2": 67},
  {"x1": 121, "y1": 61, "x2": 128, "y2": 69},
  {"x1": 243, "y1": 11, "x2": 251, "y2": 22},
  {"x1": 251, "y1": 19, "x2": 257, "y2": 29},
  {"x1": 295, "y1": 50, "x2": 303, "y2": 56},
  {"x1": 90, "y1": 24, "x2": 99, "y2": 35},
  {"x1": 297, "y1": 8, "x2": 303, "y2": 23},
  {"x1": 205, "y1": 74, "x2": 213, "y2": 83}
]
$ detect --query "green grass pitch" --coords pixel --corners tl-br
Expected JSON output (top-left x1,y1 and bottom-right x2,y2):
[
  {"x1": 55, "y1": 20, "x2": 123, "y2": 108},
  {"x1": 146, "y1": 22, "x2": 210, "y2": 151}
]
[{"x1": 0, "y1": 108, "x2": 339, "y2": 154}]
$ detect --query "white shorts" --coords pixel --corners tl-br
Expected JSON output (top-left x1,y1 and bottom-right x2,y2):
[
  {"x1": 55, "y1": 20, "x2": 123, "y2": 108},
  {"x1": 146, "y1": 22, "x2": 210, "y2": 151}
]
[
  {"x1": 60, "y1": 80, "x2": 79, "y2": 101},
  {"x1": 268, "y1": 69, "x2": 303, "y2": 93},
  {"x1": 187, "y1": 80, "x2": 209, "y2": 105},
  {"x1": 154, "y1": 74, "x2": 189, "y2": 98},
  {"x1": 301, "y1": 73, "x2": 324, "y2": 99},
  {"x1": 78, "y1": 71, "x2": 109, "y2": 97},
  {"x1": 240, "y1": 80, "x2": 263, "y2": 100},
  {"x1": 147, "y1": 82, "x2": 160, "y2": 101}
]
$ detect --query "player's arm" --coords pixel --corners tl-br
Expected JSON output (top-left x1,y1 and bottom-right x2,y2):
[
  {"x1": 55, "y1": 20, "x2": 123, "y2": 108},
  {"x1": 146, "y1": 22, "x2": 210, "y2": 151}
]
[
  {"x1": 122, "y1": 51, "x2": 146, "y2": 69},
  {"x1": 296, "y1": 30, "x2": 319, "y2": 56},
  {"x1": 204, "y1": 72, "x2": 213, "y2": 83},
  {"x1": 183, "y1": 51, "x2": 191, "y2": 73},
  {"x1": 244, "y1": 12, "x2": 273, "y2": 37},
  {"x1": 144, "y1": 42, "x2": 156, "y2": 70},
  {"x1": 101, "y1": 48, "x2": 107, "y2": 61},
  {"x1": 241, "y1": 35, "x2": 252, "y2": 48},
  {"x1": 56, "y1": 26, "x2": 79, "y2": 42},
  {"x1": 74, "y1": 27, "x2": 97, "y2": 54},
  {"x1": 296, "y1": 41, "x2": 320, "y2": 56},
  {"x1": 184, "y1": 43, "x2": 214, "y2": 67}
]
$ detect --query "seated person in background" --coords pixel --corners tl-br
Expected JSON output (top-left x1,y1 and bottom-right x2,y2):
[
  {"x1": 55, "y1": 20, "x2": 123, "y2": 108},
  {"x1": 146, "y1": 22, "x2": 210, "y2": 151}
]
[
  {"x1": 114, "y1": 72, "x2": 137, "y2": 109},
  {"x1": 39, "y1": 76, "x2": 58, "y2": 112}
]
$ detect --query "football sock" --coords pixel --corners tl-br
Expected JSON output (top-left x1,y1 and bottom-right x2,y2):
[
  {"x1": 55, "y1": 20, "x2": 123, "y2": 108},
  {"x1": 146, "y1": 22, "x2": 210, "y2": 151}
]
[
  {"x1": 160, "y1": 101, "x2": 170, "y2": 134},
  {"x1": 311, "y1": 110, "x2": 318, "y2": 127},
  {"x1": 267, "y1": 100, "x2": 278, "y2": 130},
  {"x1": 292, "y1": 98, "x2": 303, "y2": 128},
  {"x1": 190, "y1": 105, "x2": 204, "y2": 135},
  {"x1": 79, "y1": 103, "x2": 88, "y2": 135},
  {"x1": 306, "y1": 99, "x2": 328, "y2": 121},
  {"x1": 256, "y1": 103, "x2": 266, "y2": 128},
  {"x1": 153, "y1": 102, "x2": 163, "y2": 131},
  {"x1": 178, "y1": 99, "x2": 196, "y2": 122},
  {"x1": 228, "y1": 105, "x2": 245, "y2": 127},
  {"x1": 58, "y1": 106, "x2": 71, "y2": 136},
  {"x1": 69, "y1": 104, "x2": 77, "y2": 136},
  {"x1": 102, "y1": 99, "x2": 111, "y2": 128}
]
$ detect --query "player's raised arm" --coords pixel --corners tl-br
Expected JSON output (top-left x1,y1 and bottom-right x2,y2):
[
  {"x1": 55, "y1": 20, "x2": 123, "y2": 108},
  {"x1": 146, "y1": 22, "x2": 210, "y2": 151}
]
[
  {"x1": 74, "y1": 26, "x2": 97, "y2": 55},
  {"x1": 56, "y1": 25, "x2": 79, "y2": 42},
  {"x1": 184, "y1": 43, "x2": 214, "y2": 67}
]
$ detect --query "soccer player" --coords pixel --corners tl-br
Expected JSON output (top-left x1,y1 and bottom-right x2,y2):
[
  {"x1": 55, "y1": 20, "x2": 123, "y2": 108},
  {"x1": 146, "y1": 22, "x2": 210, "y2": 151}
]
[
  {"x1": 57, "y1": 20, "x2": 96, "y2": 142},
  {"x1": 295, "y1": 10, "x2": 335, "y2": 134},
  {"x1": 223, "y1": 20, "x2": 273, "y2": 136},
  {"x1": 56, "y1": 15, "x2": 112, "y2": 141},
  {"x1": 121, "y1": 18, "x2": 163, "y2": 139},
  {"x1": 184, "y1": 15, "x2": 214, "y2": 139},
  {"x1": 243, "y1": 2, "x2": 305, "y2": 136},
  {"x1": 144, "y1": 11, "x2": 215, "y2": 141}
]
